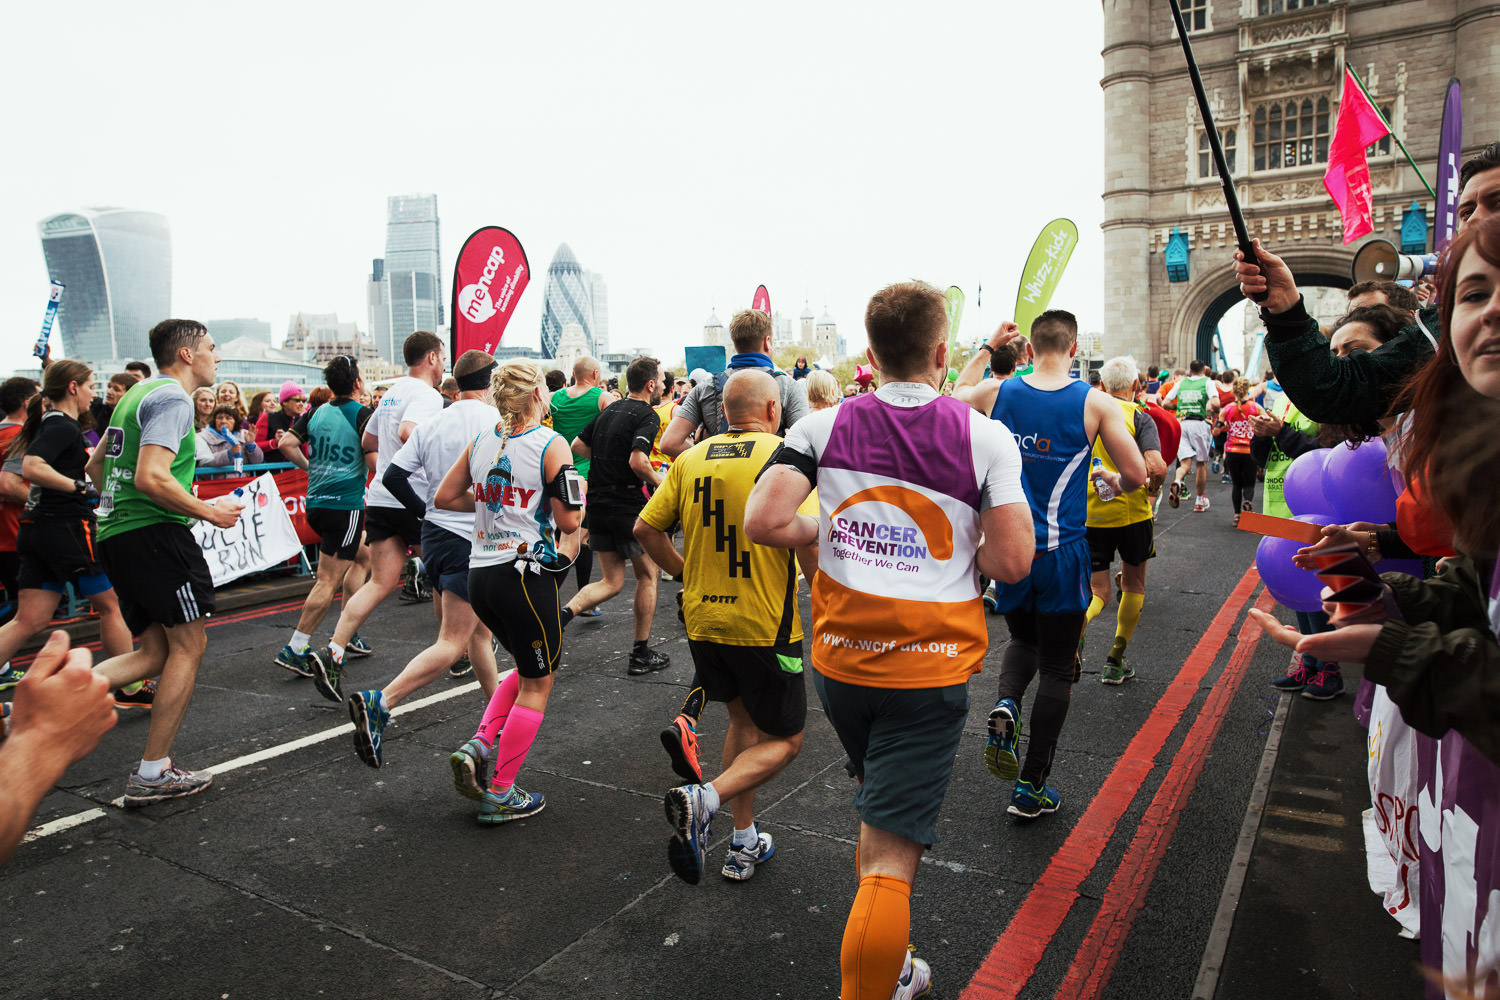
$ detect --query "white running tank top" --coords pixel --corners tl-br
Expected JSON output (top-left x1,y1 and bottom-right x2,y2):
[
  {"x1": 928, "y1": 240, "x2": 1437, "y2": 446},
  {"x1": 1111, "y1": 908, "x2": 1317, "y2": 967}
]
[{"x1": 467, "y1": 424, "x2": 560, "y2": 568}]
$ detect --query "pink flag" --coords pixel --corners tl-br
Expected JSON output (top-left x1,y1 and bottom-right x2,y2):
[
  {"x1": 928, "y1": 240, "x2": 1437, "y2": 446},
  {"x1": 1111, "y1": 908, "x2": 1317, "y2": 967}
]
[
  {"x1": 751, "y1": 284, "x2": 770, "y2": 315},
  {"x1": 1323, "y1": 69, "x2": 1392, "y2": 244}
]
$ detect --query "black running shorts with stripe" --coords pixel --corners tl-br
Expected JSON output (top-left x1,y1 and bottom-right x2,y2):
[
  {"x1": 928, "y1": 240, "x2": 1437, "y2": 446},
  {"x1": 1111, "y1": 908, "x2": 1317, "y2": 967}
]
[
  {"x1": 306, "y1": 506, "x2": 366, "y2": 561},
  {"x1": 100, "y1": 521, "x2": 215, "y2": 634}
]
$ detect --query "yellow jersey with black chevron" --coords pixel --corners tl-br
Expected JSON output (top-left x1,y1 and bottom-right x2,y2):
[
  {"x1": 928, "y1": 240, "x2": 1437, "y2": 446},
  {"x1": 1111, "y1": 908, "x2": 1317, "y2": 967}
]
[{"x1": 639, "y1": 431, "x2": 815, "y2": 646}]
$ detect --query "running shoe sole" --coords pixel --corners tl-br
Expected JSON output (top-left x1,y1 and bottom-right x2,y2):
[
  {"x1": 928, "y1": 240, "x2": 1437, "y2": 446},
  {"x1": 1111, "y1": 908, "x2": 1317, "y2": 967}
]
[
  {"x1": 347, "y1": 694, "x2": 384, "y2": 768},
  {"x1": 449, "y1": 743, "x2": 486, "y2": 801},
  {"x1": 664, "y1": 787, "x2": 708, "y2": 885},
  {"x1": 661, "y1": 717, "x2": 703, "y2": 784},
  {"x1": 1167, "y1": 482, "x2": 1183, "y2": 508},
  {"x1": 984, "y1": 702, "x2": 1021, "y2": 781},
  {"x1": 311, "y1": 653, "x2": 342, "y2": 704}
]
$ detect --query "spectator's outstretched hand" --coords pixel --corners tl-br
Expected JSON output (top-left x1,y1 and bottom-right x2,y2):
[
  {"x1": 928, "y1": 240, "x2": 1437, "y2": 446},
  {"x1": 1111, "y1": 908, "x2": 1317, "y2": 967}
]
[
  {"x1": 0, "y1": 631, "x2": 115, "y2": 866},
  {"x1": 11, "y1": 630, "x2": 115, "y2": 766},
  {"x1": 1233, "y1": 239, "x2": 1300, "y2": 315}
]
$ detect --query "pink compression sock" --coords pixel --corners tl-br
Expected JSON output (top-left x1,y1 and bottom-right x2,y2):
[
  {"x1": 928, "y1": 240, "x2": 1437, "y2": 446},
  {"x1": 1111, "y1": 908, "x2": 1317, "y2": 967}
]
[
  {"x1": 490, "y1": 705, "x2": 544, "y2": 792},
  {"x1": 475, "y1": 671, "x2": 520, "y2": 746}
]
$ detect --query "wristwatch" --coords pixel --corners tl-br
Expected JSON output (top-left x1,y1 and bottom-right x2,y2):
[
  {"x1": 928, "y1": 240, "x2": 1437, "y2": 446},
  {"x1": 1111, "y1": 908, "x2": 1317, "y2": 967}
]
[{"x1": 978, "y1": 343, "x2": 997, "y2": 356}]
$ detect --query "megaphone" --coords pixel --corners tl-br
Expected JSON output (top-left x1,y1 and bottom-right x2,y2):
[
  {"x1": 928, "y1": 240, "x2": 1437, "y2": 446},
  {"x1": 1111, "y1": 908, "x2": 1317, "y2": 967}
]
[{"x1": 1351, "y1": 238, "x2": 1438, "y2": 284}]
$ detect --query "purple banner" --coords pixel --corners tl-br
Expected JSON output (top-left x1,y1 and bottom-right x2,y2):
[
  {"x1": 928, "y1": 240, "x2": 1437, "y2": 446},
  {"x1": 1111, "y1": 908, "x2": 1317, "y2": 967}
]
[{"x1": 1437, "y1": 77, "x2": 1463, "y2": 253}]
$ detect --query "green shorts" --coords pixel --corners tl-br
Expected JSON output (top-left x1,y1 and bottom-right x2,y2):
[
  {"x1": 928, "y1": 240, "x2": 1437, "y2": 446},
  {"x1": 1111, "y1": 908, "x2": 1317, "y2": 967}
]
[{"x1": 812, "y1": 668, "x2": 969, "y2": 847}]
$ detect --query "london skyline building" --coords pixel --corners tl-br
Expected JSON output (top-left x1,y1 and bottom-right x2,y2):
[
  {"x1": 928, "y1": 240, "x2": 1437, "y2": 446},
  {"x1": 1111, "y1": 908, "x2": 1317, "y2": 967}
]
[
  {"x1": 37, "y1": 207, "x2": 171, "y2": 362},
  {"x1": 540, "y1": 243, "x2": 600, "y2": 358},
  {"x1": 382, "y1": 194, "x2": 443, "y2": 360}
]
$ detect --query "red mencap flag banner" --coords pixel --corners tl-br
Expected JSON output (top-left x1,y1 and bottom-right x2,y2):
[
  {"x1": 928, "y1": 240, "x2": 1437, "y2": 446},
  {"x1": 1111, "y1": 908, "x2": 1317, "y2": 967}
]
[
  {"x1": 451, "y1": 227, "x2": 530, "y2": 356},
  {"x1": 1323, "y1": 69, "x2": 1391, "y2": 244},
  {"x1": 752, "y1": 285, "x2": 771, "y2": 315}
]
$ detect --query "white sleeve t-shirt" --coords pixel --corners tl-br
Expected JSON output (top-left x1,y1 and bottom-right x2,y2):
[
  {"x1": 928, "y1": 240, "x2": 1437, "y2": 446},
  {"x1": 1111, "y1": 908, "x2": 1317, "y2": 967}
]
[{"x1": 364, "y1": 375, "x2": 444, "y2": 510}]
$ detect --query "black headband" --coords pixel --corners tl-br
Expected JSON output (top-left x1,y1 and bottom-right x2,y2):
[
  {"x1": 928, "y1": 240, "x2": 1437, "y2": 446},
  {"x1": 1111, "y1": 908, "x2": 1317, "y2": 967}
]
[{"x1": 455, "y1": 362, "x2": 498, "y2": 391}]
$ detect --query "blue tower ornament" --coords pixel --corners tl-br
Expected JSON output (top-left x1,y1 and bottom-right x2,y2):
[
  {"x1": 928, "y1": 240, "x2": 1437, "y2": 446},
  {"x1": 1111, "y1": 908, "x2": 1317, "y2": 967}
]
[
  {"x1": 1164, "y1": 227, "x2": 1190, "y2": 283},
  {"x1": 1400, "y1": 202, "x2": 1428, "y2": 254}
]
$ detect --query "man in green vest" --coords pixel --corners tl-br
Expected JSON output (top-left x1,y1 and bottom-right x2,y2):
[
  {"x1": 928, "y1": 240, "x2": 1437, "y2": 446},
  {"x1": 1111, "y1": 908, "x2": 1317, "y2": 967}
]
[
  {"x1": 1163, "y1": 360, "x2": 1220, "y2": 513},
  {"x1": 84, "y1": 319, "x2": 244, "y2": 807}
]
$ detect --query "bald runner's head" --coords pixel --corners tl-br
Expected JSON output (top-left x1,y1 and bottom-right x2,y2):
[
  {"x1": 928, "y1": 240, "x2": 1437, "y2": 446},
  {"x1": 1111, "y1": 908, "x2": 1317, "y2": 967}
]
[
  {"x1": 573, "y1": 356, "x2": 602, "y2": 384},
  {"x1": 721, "y1": 369, "x2": 781, "y2": 433}
]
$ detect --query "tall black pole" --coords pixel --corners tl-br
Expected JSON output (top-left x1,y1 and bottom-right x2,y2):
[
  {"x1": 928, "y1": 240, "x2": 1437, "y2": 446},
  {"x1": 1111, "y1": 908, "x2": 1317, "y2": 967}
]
[{"x1": 1167, "y1": 0, "x2": 1267, "y2": 300}]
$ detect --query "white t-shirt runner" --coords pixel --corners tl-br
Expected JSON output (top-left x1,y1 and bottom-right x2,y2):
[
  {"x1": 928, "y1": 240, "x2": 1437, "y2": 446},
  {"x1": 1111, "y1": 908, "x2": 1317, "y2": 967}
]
[
  {"x1": 388, "y1": 398, "x2": 500, "y2": 539},
  {"x1": 364, "y1": 375, "x2": 444, "y2": 510}
]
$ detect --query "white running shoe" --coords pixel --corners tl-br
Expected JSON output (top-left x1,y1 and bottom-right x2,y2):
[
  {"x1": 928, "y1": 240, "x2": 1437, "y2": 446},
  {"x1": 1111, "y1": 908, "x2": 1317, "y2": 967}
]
[{"x1": 891, "y1": 947, "x2": 932, "y2": 999}]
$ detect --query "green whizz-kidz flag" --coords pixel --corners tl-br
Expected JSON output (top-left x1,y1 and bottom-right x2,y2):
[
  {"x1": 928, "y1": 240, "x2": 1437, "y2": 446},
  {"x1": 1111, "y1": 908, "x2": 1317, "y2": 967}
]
[
  {"x1": 944, "y1": 285, "x2": 965, "y2": 355},
  {"x1": 1014, "y1": 219, "x2": 1079, "y2": 339}
]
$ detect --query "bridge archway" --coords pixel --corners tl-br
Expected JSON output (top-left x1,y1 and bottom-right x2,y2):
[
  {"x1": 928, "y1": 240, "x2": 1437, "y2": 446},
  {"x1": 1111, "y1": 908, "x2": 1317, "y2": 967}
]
[{"x1": 1168, "y1": 248, "x2": 1355, "y2": 368}]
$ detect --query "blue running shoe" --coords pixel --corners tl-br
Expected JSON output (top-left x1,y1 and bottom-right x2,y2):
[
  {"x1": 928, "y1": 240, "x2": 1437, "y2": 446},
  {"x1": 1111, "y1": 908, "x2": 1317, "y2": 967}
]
[
  {"x1": 1008, "y1": 780, "x2": 1062, "y2": 819},
  {"x1": 348, "y1": 690, "x2": 390, "y2": 768},
  {"x1": 346, "y1": 633, "x2": 373, "y2": 658},
  {"x1": 722, "y1": 831, "x2": 775, "y2": 881},
  {"x1": 275, "y1": 645, "x2": 314, "y2": 677},
  {"x1": 982, "y1": 583, "x2": 999, "y2": 615},
  {"x1": 0, "y1": 664, "x2": 24, "y2": 692},
  {"x1": 309, "y1": 649, "x2": 343, "y2": 703},
  {"x1": 665, "y1": 784, "x2": 715, "y2": 885},
  {"x1": 984, "y1": 699, "x2": 1021, "y2": 781},
  {"x1": 449, "y1": 738, "x2": 492, "y2": 801},
  {"x1": 477, "y1": 785, "x2": 545, "y2": 824}
]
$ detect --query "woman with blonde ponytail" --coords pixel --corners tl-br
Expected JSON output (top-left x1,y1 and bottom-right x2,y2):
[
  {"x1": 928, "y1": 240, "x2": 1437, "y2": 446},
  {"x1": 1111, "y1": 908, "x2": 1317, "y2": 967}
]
[
  {"x1": 434, "y1": 359, "x2": 585, "y2": 824},
  {"x1": 1220, "y1": 377, "x2": 1264, "y2": 525}
]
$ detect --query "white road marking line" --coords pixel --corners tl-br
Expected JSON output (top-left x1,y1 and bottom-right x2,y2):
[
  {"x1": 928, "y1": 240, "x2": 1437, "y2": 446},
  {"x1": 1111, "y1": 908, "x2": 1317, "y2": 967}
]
[{"x1": 22, "y1": 678, "x2": 486, "y2": 845}]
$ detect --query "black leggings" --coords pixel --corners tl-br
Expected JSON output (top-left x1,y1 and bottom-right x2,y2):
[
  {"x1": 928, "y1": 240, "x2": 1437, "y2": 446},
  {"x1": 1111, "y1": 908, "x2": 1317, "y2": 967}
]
[
  {"x1": 994, "y1": 609, "x2": 1087, "y2": 786},
  {"x1": 1225, "y1": 453, "x2": 1258, "y2": 512},
  {"x1": 469, "y1": 564, "x2": 564, "y2": 678}
]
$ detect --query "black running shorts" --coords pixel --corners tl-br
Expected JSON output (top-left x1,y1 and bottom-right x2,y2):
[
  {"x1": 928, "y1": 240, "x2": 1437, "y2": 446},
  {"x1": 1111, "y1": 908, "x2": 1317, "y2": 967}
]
[
  {"x1": 1086, "y1": 520, "x2": 1155, "y2": 572},
  {"x1": 364, "y1": 505, "x2": 421, "y2": 547},
  {"x1": 16, "y1": 518, "x2": 110, "y2": 594},
  {"x1": 584, "y1": 503, "x2": 646, "y2": 559},
  {"x1": 469, "y1": 562, "x2": 563, "y2": 678},
  {"x1": 305, "y1": 507, "x2": 365, "y2": 561},
  {"x1": 100, "y1": 521, "x2": 215, "y2": 633},
  {"x1": 688, "y1": 639, "x2": 807, "y2": 738}
]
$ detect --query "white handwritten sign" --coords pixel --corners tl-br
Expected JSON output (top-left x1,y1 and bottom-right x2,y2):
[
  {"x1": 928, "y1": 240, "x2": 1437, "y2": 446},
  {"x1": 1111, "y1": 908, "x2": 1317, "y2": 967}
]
[{"x1": 192, "y1": 472, "x2": 303, "y2": 586}]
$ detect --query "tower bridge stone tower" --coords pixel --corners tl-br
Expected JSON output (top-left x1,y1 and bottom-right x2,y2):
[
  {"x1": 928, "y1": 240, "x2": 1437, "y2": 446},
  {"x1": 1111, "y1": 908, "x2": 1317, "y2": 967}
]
[{"x1": 1100, "y1": 0, "x2": 1500, "y2": 368}]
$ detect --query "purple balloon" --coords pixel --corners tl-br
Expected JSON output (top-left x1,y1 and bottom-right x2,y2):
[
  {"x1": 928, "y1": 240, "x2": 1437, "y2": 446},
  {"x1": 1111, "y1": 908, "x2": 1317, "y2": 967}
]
[
  {"x1": 1282, "y1": 449, "x2": 1333, "y2": 517},
  {"x1": 1323, "y1": 439, "x2": 1399, "y2": 524},
  {"x1": 1255, "y1": 514, "x2": 1336, "y2": 613}
]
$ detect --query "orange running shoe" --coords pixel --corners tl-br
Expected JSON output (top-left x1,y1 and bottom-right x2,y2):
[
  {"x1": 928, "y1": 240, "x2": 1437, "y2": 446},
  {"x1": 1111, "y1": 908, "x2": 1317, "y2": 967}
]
[{"x1": 661, "y1": 714, "x2": 702, "y2": 784}]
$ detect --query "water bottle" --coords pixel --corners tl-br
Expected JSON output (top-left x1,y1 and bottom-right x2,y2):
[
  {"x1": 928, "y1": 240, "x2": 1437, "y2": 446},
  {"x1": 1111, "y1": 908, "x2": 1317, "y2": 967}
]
[
  {"x1": 232, "y1": 448, "x2": 244, "y2": 475},
  {"x1": 1092, "y1": 456, "x2": 1116, "y2": 502}
]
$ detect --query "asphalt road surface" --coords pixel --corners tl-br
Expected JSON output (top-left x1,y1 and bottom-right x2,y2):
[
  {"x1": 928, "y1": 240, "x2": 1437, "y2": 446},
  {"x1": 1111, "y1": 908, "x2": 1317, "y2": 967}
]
[{"x1": 2, "y1": 477, "x2": 1403, "y2": 999}]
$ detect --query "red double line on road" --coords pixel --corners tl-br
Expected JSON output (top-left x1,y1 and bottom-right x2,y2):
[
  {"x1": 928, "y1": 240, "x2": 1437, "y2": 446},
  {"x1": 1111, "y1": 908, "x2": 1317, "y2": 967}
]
[
  {"x1": 10, "y1": 597, "x2": 307, "y2": 669},
  {"x1": 1055, "y1": 588, "x2": 1275, "y2": 999},
  {"x1": 959, "y1": 566, "x2": 1263, "y2": 1000}
]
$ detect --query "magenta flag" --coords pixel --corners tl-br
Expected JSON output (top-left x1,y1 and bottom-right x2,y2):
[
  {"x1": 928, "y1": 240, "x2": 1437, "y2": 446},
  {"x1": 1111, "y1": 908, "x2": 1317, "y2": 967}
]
[
  {"x1": 1324, "y1": 69, "x2": 1392, "y2": 244},
  {"x1": 752, "y1": 284, "x2": 771, "y2": 315},
  {"x1": 451, "y1": 227, "x2": 530, "y2": 357}
]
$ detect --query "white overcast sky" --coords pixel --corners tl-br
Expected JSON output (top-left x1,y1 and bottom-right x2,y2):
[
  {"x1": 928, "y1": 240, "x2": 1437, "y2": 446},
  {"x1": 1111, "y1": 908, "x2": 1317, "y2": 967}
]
[{"x1": 1, "y1": 1, "x2": 1107, "y2": 374}]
